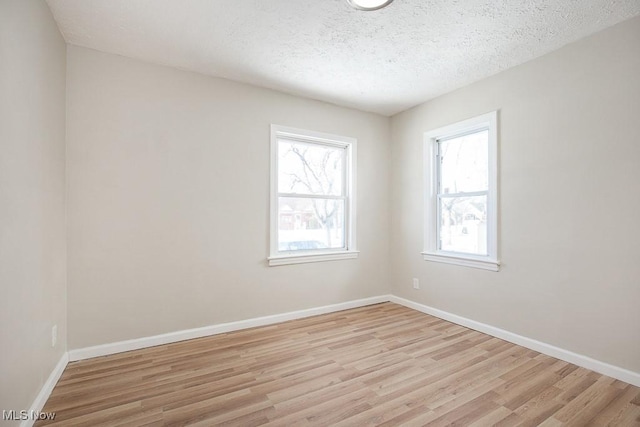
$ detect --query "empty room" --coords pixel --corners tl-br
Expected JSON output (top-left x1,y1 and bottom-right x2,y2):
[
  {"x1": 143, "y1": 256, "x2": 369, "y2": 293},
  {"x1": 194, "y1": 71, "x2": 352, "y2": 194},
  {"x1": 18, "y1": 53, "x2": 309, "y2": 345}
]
[{"x1": 1, "y1": 0, "x2": 639, "y2": 425}]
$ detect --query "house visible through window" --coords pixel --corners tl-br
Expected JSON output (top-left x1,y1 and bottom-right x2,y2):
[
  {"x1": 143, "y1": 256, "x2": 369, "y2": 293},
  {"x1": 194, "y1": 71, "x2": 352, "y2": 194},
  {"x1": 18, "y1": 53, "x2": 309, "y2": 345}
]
[
  {"x1": 269, "y1": 125, "x2": 358, "y2": 266},
  {"x1": 423, "y1": 112, "x2": 499, "y2": 271}
]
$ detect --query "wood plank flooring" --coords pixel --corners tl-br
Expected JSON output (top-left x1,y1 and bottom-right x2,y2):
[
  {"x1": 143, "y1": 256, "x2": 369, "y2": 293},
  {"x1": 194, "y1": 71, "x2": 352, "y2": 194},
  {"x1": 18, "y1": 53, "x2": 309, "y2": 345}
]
[{"x1": 37, "y1": 303, "x2": 640, "y2": 426}]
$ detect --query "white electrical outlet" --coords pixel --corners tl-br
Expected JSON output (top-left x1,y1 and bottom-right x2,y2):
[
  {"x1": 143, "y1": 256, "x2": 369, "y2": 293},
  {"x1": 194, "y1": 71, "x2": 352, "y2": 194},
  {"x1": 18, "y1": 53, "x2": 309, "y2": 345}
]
[
  {"x1": 52, "y1": 325, "x2": 57, "y2": 347},
  {"x1": 412, "y1": 278, "x2": 420, "y2": 289}
]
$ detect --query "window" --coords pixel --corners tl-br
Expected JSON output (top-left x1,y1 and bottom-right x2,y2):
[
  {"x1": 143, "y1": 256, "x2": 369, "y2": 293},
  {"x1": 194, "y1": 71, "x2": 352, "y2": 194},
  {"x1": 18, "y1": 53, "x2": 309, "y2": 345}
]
[
  {"x1": 269, "y1": 125, "x2": 358, "y2": 266},
  {"x1": 423, "y1": 111, "x2": 499, "y2": 271}
]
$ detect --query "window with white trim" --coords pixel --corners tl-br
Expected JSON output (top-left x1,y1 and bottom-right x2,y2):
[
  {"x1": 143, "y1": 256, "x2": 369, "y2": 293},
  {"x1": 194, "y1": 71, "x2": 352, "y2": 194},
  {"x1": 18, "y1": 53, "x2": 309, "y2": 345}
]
[
  {"x1": 269, "y1": 125, "x2": 358, "y2": 266},
  {"x1": 423, "y1": 111, "x2": 499, "y2": 271}
]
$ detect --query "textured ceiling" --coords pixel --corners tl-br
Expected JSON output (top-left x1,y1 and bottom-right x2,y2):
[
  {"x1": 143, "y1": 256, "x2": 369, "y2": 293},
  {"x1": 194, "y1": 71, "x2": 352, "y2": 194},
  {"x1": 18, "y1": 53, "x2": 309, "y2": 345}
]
[{"x1": 46, "y1": 0, "x2": 640, "y2": 116}]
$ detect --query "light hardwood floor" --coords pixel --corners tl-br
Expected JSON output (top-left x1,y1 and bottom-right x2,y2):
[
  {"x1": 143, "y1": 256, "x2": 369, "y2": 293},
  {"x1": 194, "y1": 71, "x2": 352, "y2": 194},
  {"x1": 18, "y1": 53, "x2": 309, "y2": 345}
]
[{"x1": 37, "y1": 303, "x2": 640, "y2": 426}]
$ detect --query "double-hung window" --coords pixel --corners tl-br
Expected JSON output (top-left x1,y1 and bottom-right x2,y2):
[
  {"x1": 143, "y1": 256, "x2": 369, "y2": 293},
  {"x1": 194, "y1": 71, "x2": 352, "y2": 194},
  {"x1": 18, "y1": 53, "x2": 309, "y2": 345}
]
[
  {"x1": 423, "y1": 111, "x2": 499, "y2": 271},
  {"x1": 269, "y1": 125, "x2": 357, "y2": 266}
]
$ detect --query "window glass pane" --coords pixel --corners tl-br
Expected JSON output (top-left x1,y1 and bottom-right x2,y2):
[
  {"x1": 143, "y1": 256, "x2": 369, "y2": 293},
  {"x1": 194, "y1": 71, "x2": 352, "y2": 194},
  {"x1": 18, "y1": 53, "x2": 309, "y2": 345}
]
[
  {"x1": 439, "y1": 130, "x2": 488, "y2": 194},
  {"x1": 278, "y1": 197, "x2": 345, "y2": 251},
  {"x1": 439, "y1": 195, "x2": 487, "y2": 255},
  {"x1": 278, "y1": 140, "x2": 344, "y2": 196}
]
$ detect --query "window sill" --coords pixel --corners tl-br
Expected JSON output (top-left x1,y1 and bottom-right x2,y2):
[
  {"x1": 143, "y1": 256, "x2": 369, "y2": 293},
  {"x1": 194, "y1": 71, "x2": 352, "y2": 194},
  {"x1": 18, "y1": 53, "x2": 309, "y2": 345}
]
[
  {"x1": 422, "y1": 252, "x2": 500, "y2": 272},
  {"x1": 268, "y1": 251, "x2": 359, "y2": 266}
]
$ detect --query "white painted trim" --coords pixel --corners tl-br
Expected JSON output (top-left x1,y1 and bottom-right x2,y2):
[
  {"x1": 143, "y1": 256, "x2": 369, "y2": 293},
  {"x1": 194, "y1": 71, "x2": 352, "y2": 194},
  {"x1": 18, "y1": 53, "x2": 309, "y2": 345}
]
[
  {"x1": 20, "y1": 352, "x2": 69, "y2": 427},
  {"x1": 390, "y1": 295, "x2": 640, "y2": 387},
  {"x1": 68, "y1": 295, "x2": 389, "y2": 361},
  {"x1": 422, "y1": 252, "x2": 499, "y2": 271},
  {"x1": 423, "y1": 111, "x2": 499, "y2": 270},
  {"x1": 269, "y1": 124, "x2": 358, "y2": 266},
  {"x1": 65, "y1": 293, "x2": 640, "y2": 388},
  {"x1": 268, "y1": 250, "x2": 359, "y2": 266}
]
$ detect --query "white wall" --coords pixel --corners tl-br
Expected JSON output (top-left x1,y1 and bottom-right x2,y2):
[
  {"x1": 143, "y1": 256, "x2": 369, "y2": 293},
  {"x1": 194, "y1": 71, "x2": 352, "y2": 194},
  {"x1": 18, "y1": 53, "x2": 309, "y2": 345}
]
[
  {"x1": 66, "y1": 46, "x2": 391, "y2": 349},
  {"x1": 0, "y1": 0, "x2": 67, "y2": 418},
  {"x1": 390, "y1": 17, "x2": 640, "y2": 372}
]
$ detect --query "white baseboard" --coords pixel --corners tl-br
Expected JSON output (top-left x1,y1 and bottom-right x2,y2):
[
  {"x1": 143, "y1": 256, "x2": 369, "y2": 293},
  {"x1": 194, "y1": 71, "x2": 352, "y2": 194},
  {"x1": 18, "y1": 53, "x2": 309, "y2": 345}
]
[
  {"x1": 22, "y1": 293, "x2": 640, "y2": 424},
  {"x1": 68, "y1": 295, "x2": 391, "y2": 362},
  {"x1": 65, "y1": 293, "x2": 639, "y2": 388},
  {"x1": 389, "y1": 295, "x2": 640, "y2": 387},
  {"x1": 20, "y1": 352, "x2": 69, "y2": 427}
]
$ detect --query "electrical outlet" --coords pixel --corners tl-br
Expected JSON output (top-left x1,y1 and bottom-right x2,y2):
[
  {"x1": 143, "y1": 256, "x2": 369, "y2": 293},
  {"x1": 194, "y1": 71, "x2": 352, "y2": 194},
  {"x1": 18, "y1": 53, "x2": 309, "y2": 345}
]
[
  {"x1": 412, "y1": 278, "x2": 420, "y2": 289},
  {"x1": 52, "y1": 325, "x2": 57, "y2": 347}
]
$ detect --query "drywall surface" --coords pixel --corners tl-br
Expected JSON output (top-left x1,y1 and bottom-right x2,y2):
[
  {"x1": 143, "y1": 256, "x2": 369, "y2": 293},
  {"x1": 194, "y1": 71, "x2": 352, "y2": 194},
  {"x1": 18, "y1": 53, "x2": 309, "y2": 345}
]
[
  {"x1": 390, "y1": 17, "x2": 640, "y2": 372},
  {"x1": 0, "y1": 0, "x2": 67, "y2": 419},
  {"x1": 66, "y1": 46, "x2": 390, "y2": 349}
]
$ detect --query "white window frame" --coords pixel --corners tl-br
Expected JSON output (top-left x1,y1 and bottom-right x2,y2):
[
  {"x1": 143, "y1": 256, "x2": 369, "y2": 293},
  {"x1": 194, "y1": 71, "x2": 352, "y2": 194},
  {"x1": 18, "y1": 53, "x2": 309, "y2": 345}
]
[
  {"x1": 423, "y1": 111, "x2": 499, "y2": 271},
  {"x1": 268, "y1": 125, "x2": 358, "y2": 266}
]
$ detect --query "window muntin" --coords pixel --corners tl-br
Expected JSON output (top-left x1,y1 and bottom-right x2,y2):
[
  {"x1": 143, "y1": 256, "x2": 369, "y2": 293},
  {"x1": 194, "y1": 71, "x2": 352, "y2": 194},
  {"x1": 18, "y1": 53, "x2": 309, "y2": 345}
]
[
  {"x1": 423, "y1": 111, "x2": 498, "y2": 271},
  {"x1": 269, "y1": 126, "x2": 357, "y2": 266}
]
